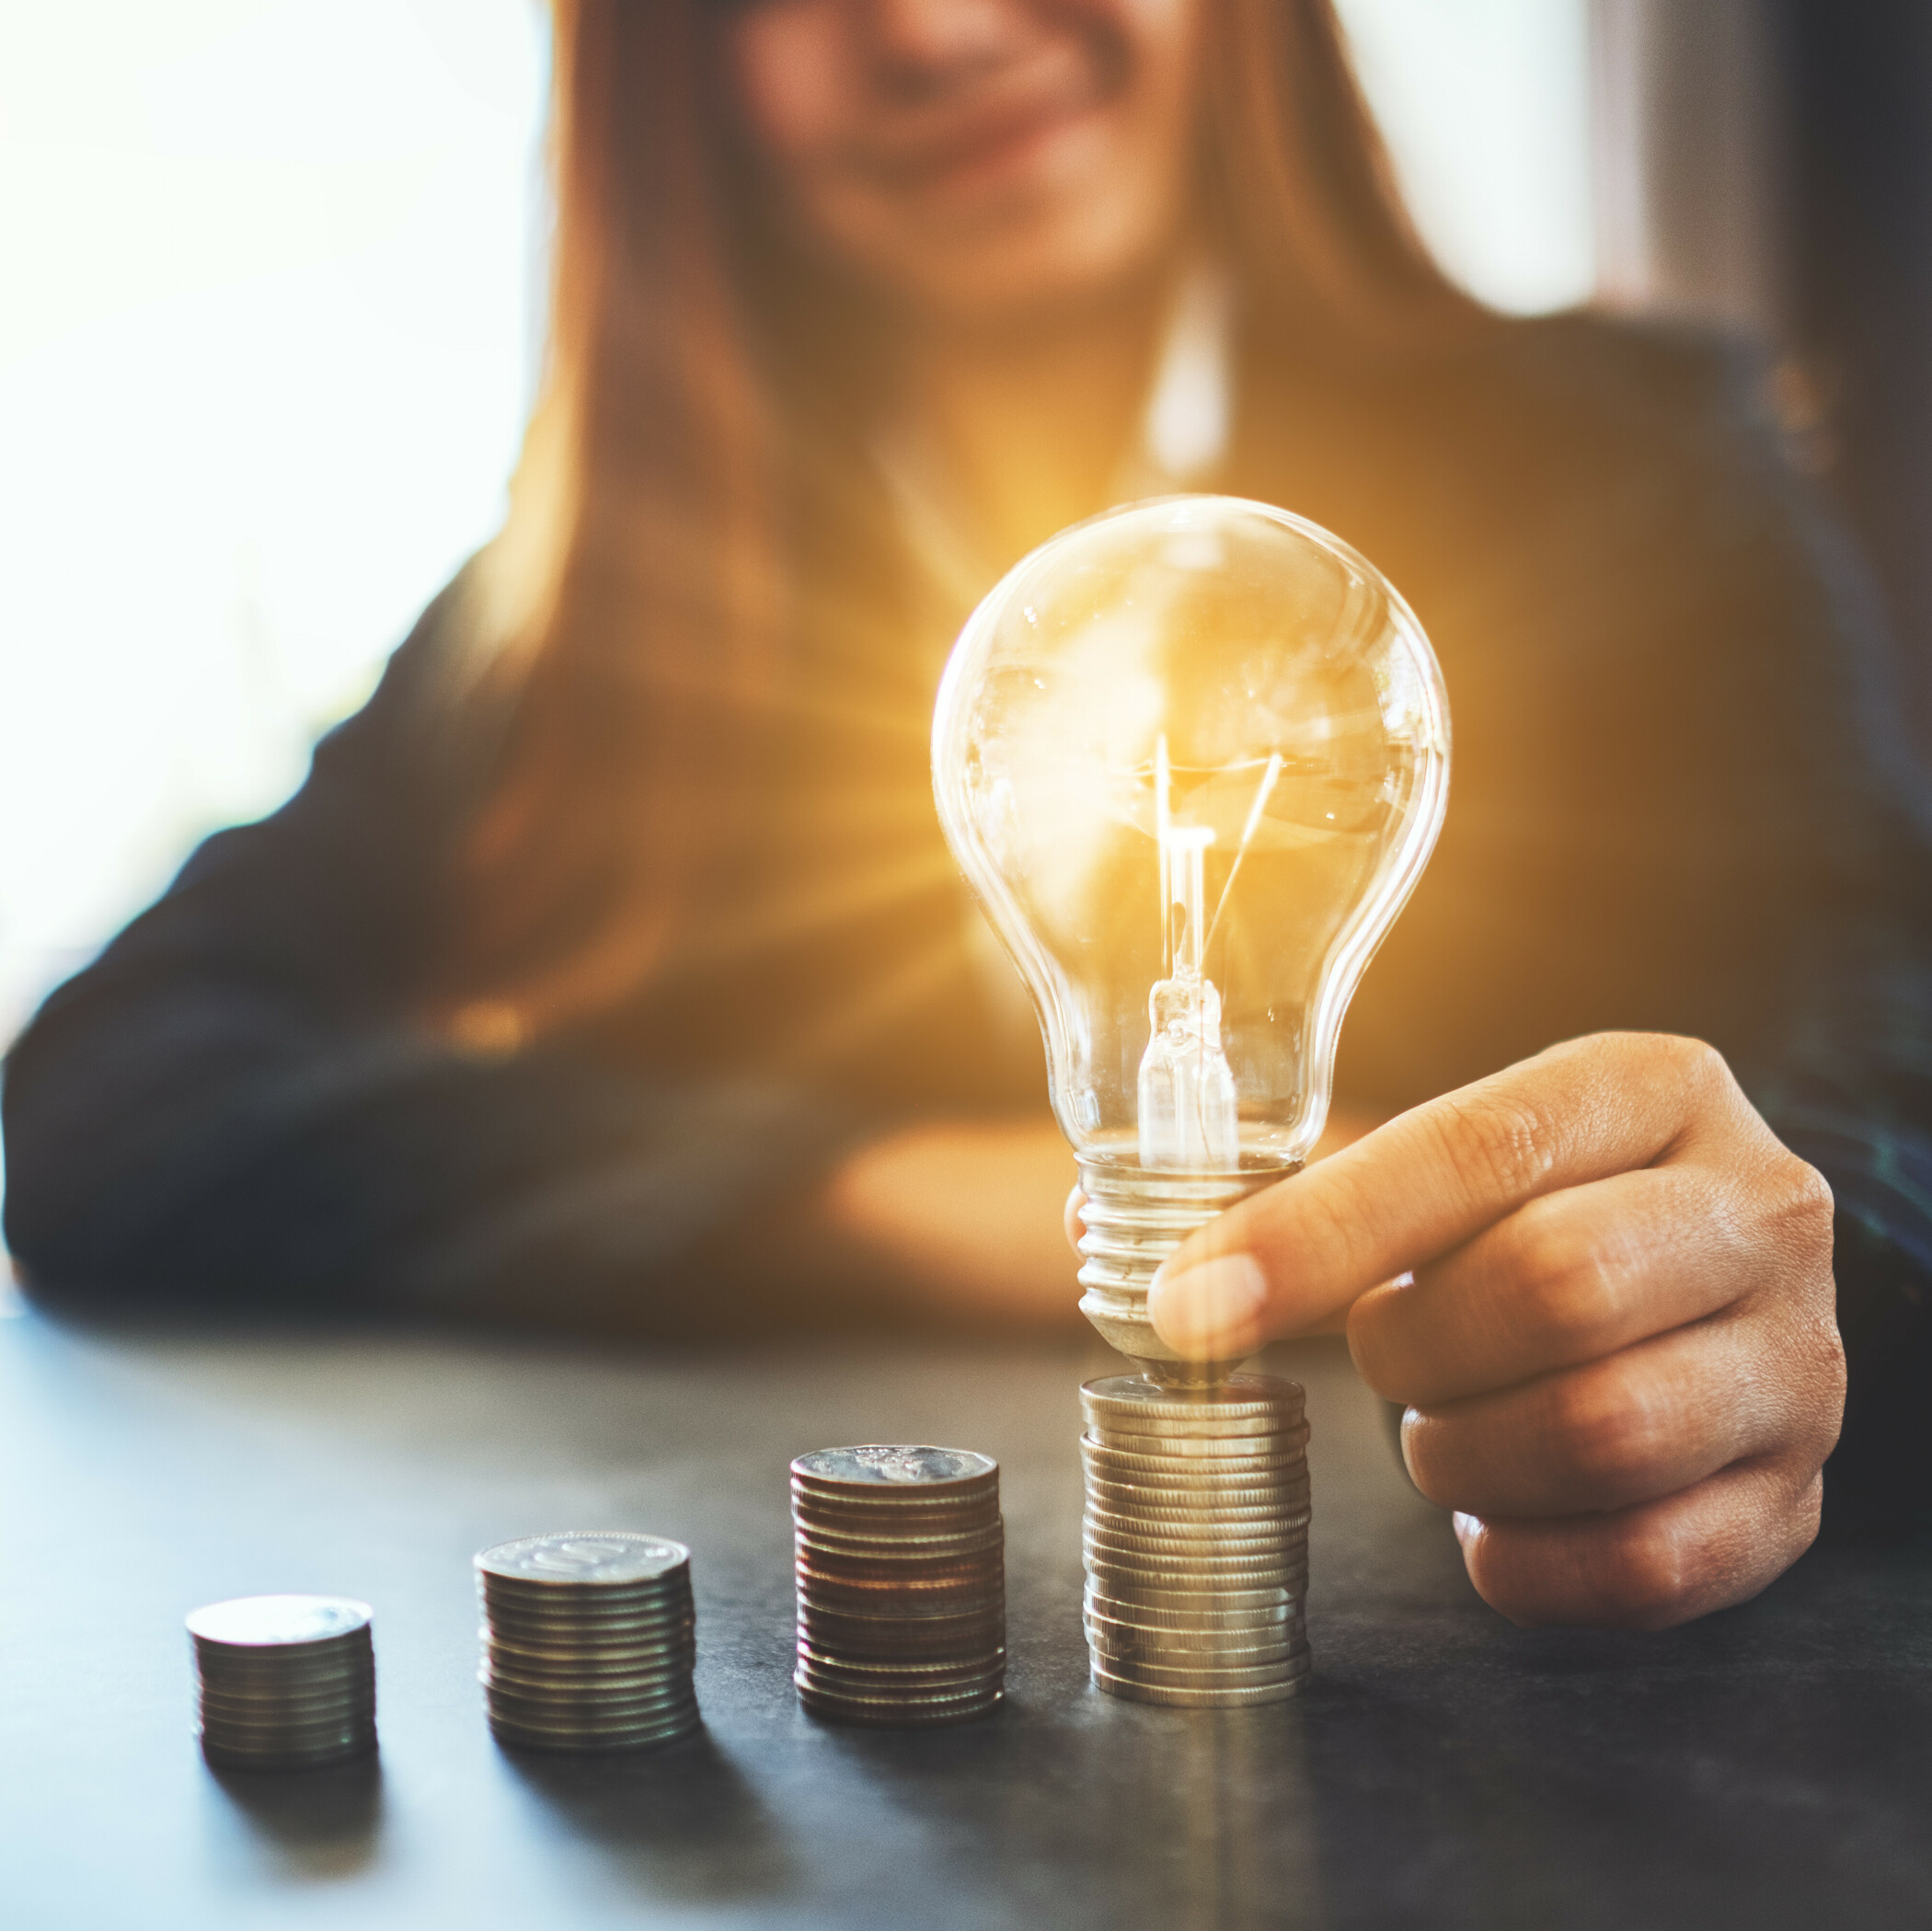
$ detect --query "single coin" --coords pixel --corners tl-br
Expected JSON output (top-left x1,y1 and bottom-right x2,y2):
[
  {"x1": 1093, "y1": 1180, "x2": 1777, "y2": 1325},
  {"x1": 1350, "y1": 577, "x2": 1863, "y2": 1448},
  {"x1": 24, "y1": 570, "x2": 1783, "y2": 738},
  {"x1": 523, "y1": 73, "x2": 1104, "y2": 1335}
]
[
  {"x1": 481, "y1": 1665, "x2": 694, "y2": 1699},
  {"x1": 1082, "y1": 1445, "x2": 1309, "y2": 1476},
  {"x1": 1082, "y1": 1560, "x2": 1310, "y2": 1597},
  {"x1": 195, "y1": 1664, "x2": 375, "y2": 1698},
  {"x1": 794, "y1": 1525, "x2": 1002, "y2": 1553},
  {"x1": 1082, "y1": 1513, "x2": 1305, "y2": 1545},
  {"x1": 1082, "y1": 1498, "x2": 1305, "y2": 1529},
  {"x1": 488, "y1": 1709, "x2": 700, "y2": 1752},
  {"x1": 476, "y1": 1532, "x2": 690, "y2": 1590},
  {"x1": 196, "y1": 1683, "x2": 374, "y2": 1717},
  {"x1": 1085, "y1": 1427, "x2": 1311, "y2": 1463},
  {"x1": 797, "y1": 1612, "x2": 1003, "y2": 1646},
  {"x1": 1084, "y1": 1622, "x2": 1305, "y2": 1668},
  {"x1": 478, "y1": 1572, "x2": 692, "y2": 1603},
  {"x1": 481, "y1": 1636, "x2": 694, "y2": 1669},
  {"x1": 794, "y1": 1565, "x2": 1002, "y2": 1596},
  {"x1": 201, "y1": 1735, "x2": 376, "y2": 1769},
  {"x1": 1085, "y1": 1575, "x2": 1302, "y2": 1614},
  {"x1": 1085, "y1": 1471, "x2": 1309, "y2": 1507},
  {"x1": 485, "y1": 1687, "x2": 698, "y2": 1725},
  {"x1": 1095, "y1": 1648, "x2": 1311, "y2": 1691},
  {"x1": 791, "y1": 1446, "x2": 997, "y2": 1493},
  {"x1": 1083, "y1": 1520, "x2": 1310, "y2": 1557},
  {"x1": 1083, "y1": 1621, "x2": 1305, "y2": 1666},
  {"x1": 1082, "y1": 1555, "x2": 1310, "y2": 1594},
  {"x1": 1082, "y1": 1373, "x2": 1302, "y2": 1421},
  {"x1": 1089, "y1": 1662, "x2": 1309, "y2": 1708},
  {"x1": 187, "y1": 1596, "x2": 373, "y2": 1651},
  {"x1": 1082, "y1": 1443, "x2": 1306, "y2": 1480},
  {"x1": 1083, "y1": 1500, "x2": 1309, "y2": 1538},
  {"x1": 1089, "y1": 1591, "x2": 1298, "y2": 1637},
  {"x1": 478, "y1": 1591, "x2": 694, "y2": 1624},
  {"x1": 791, "y1": 1483, "x2": 1005, "y2": 1513},
  {"x1": 1080, "y1": 1450, "x2": 1306, "y2": 1486},
  {"x1": 796, "y1": 1656, "x2": 1004, "y2": 1692},
  {"x1": 795, "y1": 1676, "x2": 1002, "y2": 1720}
]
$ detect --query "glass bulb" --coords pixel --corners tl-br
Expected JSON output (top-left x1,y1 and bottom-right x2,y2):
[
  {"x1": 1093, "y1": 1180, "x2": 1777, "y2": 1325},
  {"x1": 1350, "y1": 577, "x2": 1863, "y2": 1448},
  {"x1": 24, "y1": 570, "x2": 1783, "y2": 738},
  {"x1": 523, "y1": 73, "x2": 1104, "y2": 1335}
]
[{"x1": 932, "y1": 496, "x2": 1450, "y2": 1378}]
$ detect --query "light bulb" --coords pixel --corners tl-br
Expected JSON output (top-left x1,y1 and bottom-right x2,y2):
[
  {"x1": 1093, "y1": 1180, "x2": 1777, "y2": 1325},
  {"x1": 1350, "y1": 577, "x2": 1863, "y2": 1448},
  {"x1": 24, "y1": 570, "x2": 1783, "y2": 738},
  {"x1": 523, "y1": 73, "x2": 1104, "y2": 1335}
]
[{"x1": 933, "y1": 496, "x2": 1449, "y2": 1380}]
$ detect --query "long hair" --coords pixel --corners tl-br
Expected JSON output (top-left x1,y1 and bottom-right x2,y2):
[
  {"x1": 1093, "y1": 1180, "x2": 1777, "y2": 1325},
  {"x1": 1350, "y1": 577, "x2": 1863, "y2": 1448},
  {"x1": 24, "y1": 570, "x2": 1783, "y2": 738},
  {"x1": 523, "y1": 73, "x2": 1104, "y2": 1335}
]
[{"x1": 441, "y1": 0, "x2": 1485, "y2": 1048}]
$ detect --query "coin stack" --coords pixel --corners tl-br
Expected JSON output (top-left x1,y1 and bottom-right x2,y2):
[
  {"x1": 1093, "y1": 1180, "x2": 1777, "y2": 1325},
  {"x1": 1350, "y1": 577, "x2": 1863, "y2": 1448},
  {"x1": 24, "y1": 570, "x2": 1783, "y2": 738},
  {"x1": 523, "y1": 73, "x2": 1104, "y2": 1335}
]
[
  {"x1": 791, "y1": 1446, "x2": 1006, "y2": 1727},
  {"x1": 476, "y1": 1532, "x2": 700, "y2": 1752},
  {"x1": 187, "y1": 1594, "x2": 377, "y2": 1770},
  {"x1": 1080, "y1": 1373, "x2": 1311, "y2": 1707}
]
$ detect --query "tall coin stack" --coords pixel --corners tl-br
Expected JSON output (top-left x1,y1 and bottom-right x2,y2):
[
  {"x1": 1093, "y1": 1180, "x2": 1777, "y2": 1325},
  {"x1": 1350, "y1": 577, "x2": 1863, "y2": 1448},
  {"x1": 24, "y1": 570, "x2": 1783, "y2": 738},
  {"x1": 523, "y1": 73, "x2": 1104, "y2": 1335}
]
[
  {"x1": 476, "y1": 1532, "x2": 700, "y2": 1752},
  {"x1": 1080, "y1": 1373, "x2": 1311, "y2": 1707},
  {"x1": 187, "y1": 1594, "x2": 376, "y2": 1769},
  {"x1": 791, "y1": 1446, "x2": 1006, "y2": 1727}
]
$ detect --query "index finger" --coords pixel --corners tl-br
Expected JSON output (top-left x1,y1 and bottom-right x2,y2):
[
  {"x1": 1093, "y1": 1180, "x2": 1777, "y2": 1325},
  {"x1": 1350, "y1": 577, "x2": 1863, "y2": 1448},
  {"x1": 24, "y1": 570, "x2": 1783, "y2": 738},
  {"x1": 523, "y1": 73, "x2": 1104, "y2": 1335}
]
[{"x1": 1146, "y1": 1033, "x2": 1724, "y2": 1362}]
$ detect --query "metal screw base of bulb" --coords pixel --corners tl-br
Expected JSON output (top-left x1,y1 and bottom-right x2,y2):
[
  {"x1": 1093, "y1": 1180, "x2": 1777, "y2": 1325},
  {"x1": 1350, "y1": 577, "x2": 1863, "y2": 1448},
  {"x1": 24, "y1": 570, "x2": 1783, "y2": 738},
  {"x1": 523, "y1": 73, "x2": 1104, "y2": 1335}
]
[{"x1": 1075, "y1": 1162, "x2": 1294, "y2": 1385}]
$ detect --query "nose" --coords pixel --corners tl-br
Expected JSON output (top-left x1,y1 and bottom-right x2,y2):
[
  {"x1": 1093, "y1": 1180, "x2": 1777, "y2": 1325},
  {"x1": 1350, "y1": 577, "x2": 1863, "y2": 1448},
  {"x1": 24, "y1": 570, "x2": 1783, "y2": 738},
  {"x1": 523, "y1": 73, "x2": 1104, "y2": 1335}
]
[{"x1": 865, "y1": 0, "x2": 1038, "y2": 83}]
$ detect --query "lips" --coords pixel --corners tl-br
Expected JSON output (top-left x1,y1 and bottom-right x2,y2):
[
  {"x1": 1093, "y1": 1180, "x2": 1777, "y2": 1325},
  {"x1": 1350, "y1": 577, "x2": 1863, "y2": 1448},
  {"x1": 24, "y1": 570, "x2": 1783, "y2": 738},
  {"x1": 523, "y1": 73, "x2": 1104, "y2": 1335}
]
[{"x1": 857, "y1": 60, "x2": 1111, "y2": 201}]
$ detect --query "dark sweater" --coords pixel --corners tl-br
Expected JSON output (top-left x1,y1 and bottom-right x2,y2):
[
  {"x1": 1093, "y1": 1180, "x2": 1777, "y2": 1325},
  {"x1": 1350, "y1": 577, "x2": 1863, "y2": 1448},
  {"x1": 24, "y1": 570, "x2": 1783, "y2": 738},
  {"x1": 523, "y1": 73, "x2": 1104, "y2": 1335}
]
[{"x1": 6, "y1": 314, "x2": 1930, "y2": 1519}]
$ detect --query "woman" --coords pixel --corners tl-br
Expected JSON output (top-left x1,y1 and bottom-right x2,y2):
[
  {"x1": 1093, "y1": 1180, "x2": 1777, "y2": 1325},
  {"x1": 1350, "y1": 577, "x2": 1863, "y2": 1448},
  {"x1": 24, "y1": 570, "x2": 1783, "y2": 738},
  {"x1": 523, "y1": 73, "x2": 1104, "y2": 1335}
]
[{"x1": 5, "y1": 0, "x2": 1928, "y2": 1625}]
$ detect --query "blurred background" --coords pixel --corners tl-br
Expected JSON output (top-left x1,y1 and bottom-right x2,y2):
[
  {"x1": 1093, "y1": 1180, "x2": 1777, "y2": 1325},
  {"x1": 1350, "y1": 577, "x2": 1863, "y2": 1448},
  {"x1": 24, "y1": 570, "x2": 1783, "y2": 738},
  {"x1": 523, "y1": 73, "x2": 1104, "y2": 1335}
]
[{"x1": 0, "y1": 0, "x2": 1923, "y2": 1057}]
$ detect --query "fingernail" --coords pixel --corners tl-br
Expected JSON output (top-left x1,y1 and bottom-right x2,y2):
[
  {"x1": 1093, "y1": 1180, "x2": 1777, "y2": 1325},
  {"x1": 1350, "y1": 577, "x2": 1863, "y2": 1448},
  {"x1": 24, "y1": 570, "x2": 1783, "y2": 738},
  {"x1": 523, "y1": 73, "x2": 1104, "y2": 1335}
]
[{"x1": 1150, "y1": 1252, "x2": 1271, "y2": 1357}]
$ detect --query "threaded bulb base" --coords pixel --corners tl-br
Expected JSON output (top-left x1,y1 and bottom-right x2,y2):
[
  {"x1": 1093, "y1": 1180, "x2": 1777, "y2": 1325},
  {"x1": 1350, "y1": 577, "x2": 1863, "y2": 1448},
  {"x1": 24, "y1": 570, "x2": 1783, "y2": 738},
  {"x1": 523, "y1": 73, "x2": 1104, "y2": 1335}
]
[{"x1": 1075, "y1": 1161, "x2": 1294, "y2": 1385}]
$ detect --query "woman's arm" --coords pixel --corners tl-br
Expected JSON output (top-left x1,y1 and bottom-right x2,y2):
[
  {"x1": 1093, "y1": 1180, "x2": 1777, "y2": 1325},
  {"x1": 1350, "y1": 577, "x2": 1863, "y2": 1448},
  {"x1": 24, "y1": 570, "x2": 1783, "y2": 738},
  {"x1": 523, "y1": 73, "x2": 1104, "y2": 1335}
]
[{"x1": 1, "y1": 575, "x2": 868, "y2": 1330}]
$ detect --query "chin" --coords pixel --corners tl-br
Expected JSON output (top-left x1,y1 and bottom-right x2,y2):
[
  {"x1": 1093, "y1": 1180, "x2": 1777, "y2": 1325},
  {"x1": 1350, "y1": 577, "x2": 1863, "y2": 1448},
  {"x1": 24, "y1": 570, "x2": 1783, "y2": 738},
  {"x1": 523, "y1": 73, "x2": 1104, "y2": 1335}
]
[{"x1": 891, "y1": 203, "x2": 1177, "y2": 328}]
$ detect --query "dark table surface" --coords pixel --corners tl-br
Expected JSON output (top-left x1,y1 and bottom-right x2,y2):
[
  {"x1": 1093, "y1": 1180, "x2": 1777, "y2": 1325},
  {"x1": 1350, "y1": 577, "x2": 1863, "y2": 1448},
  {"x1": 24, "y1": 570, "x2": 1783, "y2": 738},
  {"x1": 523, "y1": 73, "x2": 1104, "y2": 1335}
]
[{"x1": 2, "y1": 1300, "x2": 1929, "y2": 1931}]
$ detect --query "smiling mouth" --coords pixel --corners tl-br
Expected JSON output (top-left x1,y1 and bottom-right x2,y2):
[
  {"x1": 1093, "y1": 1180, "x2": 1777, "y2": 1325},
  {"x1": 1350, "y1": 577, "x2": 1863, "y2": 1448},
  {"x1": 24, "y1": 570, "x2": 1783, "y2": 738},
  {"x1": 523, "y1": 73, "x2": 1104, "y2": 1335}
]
[{"x1": 860, "y1": 69, "x2": 1113, "y2": 201}]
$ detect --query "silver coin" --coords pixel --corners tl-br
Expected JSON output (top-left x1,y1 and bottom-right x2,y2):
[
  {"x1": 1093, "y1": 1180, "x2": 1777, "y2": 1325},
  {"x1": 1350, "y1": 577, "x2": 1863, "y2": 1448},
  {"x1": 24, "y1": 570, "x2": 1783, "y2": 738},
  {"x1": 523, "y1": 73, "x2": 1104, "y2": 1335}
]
[
  {"x1": 477, "y1": 1532, "x2": 689, "y2": 1589},
  {"x1": 1083, "y1": 1490, "x2": 1306, "y2": 1528},
  {"x1": 1083, "y1": 1560, "x2": 1310, "y2": 1596},
  {"x1": 1084, "y1": 1455, "x2": 1308, "y2": 1488},
  {"x1": 1084, "y1": 1617, "x2": 1305, "y2": 1661},
  {"x1": 201, "y1": 1735, "x2": 376, "y2": 1769},
  {"x1": 791, "y1": 1447, "x2": 997, "y2": 1491},
  {"x1": 1096, "y1": 1647, "x2": 1311, "y2": 1689},
  {"x1": 1085, "y1": 1620, "x2": 1305, "y2": 1666},
  {"x1": 480, "y1": 1598, "x2": 693, "y2": 1627},
  {"x1": 1085, "y1": 1426, "x2": 1311, "y2": 1462},
  {"x1": 1082, "y1": 1528, "x2": 1310, "y2": 1563},
  {"x1": 479, "y1": 1569, "x2": 692, "y2": 1599},
  {"x1": 187, "y1": 1595, "x2": 373, "y2": 1650},
  {"x1": 1089, "y1": 1661, "x2": 1309, "y2": 1708},
  {"x1": 797, "y1": 1639, "x2": 1002, "y2": 1672},
  {"x1": 795, "y1": 1676, "x2": 1002, "y2": 1717},
  {"x1": 1084, "y1": 1591, "x2": 1301, "y2": 1632},
  {"x1": 1084, "y1": 1501, "x2": 1310, "y2": 1539},
  {"x1": 484, "y1": 1683, "x2": 700, "y2": 1720},
  {"x1": 792, "y1": 1488, "x2": 1001, "y2": 1521},
  {"x1": 484, "y1": 1639, "x2": 694, "y2": 1673},
  {"x1": 1084, "y1": 1471, "x2": 1309, "y2": 1508},
  {"x1": 488, "y1": 1710, "x2": 700, "y2": 1752},
  {"x1": 796, "y1": 1656, "x2": 1004, "y2": 1692},
  {"x1": 1084, "y1": 1573, "x2": 1303, "y2": 1611},
  {"x1": 1082, "y1": 1443, "x2": 1306, "y2": 1481},
  {"x1": 1081, "y1": 1373, "x2": 1302, "y2": 1422},
  {"x1": 1084, "y1": 1551, "x2": 1308, "y2": 1580},
  {"x1": 197, "y1": 1684, "x2": 374, "y2": 1717}
]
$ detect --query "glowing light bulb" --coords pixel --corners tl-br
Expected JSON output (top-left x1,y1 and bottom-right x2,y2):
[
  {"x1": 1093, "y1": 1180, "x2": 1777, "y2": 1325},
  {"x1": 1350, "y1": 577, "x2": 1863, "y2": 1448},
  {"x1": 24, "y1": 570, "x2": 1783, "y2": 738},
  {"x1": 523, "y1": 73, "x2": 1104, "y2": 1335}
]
[{"x1": 933, "y1": 496, "x2": 1450, "y2": 1380}]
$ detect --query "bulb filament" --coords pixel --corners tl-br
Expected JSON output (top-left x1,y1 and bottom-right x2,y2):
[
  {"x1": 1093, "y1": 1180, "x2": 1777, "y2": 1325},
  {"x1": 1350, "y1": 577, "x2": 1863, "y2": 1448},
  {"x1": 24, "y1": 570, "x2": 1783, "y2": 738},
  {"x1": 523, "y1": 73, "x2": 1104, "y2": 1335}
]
[{"x1": 1138, "y1": 822, "x2": 1239, "y2": 1169}]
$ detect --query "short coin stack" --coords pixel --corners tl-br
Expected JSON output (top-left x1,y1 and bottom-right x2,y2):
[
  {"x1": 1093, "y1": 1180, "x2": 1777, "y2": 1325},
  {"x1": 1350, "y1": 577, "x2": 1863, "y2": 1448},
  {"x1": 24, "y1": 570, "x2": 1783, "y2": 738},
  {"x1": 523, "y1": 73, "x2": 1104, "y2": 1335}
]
[
  {"x1": 476, "y1": 1532, "x2": 700, "y2": 1752},
  {"x1": 791, "y1": 1446, "x2": 1006, "y2": 1727},
  {"x1": 1080, "y1": 1372, "x2": 1311, "y2": 1707},
  {"x1": 187, "y1": 1594, "x2": 376, "y2": 1770}
]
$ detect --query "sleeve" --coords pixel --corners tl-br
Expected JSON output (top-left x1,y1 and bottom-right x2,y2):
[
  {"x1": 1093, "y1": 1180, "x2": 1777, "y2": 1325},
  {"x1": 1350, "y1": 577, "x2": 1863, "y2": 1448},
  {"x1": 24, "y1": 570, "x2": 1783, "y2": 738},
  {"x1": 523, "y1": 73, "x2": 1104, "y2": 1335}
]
[
  {"x1": 0, "y1": 569, "x2": 868, "y2": 1329},
  {"x1": 1719, "y1": 367, "x2": 1932, "y2": 1531}
]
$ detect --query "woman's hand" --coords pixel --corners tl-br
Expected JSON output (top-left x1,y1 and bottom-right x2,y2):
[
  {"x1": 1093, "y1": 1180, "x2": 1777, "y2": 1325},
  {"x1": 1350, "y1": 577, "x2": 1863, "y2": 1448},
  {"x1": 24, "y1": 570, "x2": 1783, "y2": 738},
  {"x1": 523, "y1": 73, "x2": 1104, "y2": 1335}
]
[{"x1": 1147, "y1": 1033, "x2": 1845, "y2": 1629}]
